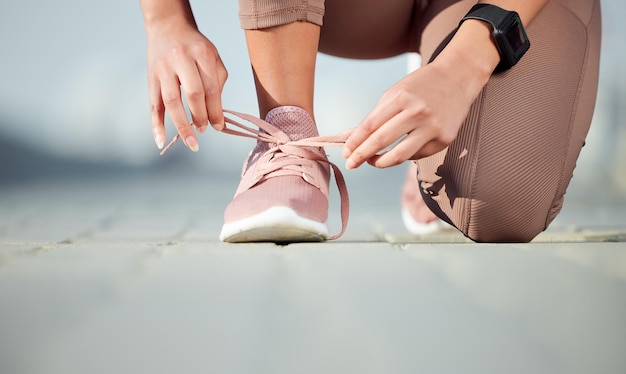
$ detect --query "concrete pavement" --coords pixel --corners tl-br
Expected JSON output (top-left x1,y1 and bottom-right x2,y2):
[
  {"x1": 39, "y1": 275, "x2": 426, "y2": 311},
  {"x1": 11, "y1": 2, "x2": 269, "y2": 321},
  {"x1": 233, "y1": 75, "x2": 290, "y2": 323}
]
[{"x1": 1, "y1": 166, "x2": 625, "y2": 374}]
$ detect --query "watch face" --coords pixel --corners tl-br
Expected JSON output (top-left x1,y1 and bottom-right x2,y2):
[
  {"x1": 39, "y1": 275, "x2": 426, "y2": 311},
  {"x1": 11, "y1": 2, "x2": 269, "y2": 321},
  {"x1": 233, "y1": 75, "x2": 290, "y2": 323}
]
[
  {"x1": 505, "y1": 18, "x2": 529, "y2": 56},
  {"x1": 495, "y1": 13, "x2": 530, "y2": 67}
]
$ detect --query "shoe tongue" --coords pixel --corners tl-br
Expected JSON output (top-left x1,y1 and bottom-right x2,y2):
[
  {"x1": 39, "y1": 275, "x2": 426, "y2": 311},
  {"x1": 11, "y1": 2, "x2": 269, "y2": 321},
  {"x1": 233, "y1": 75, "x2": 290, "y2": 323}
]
[{"x1": 265, "y1": 106, "x2": 319, "y2": 141}]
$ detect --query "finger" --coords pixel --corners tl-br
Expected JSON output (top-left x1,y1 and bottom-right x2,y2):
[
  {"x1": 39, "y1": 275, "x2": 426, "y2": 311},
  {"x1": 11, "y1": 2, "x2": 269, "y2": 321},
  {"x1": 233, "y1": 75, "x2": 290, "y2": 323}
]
[
  {"x1": 345, "y1": 111, "x2": 416, "y2": 170},
  {"x1": 366, "y1": 128, "x2": 434, "y2": 169},
  {"x1": 176, "y1": 59, "x2": 209, "y2": 131},
  {"x1": 160, "y1": 72, "x2": 199, "y2": 152},
  {"x1": 343, "y1": 108, "x2": 393, "y2": 159},
  {"x1": 343, "y1": 94, "x2": 403, "y2": 169},
  {"x1": 197, "y1": 57, "x2": 227, "y2": 131},
  {"x1": 148, "y1": 75, "x2": 166, "y2": 150}
]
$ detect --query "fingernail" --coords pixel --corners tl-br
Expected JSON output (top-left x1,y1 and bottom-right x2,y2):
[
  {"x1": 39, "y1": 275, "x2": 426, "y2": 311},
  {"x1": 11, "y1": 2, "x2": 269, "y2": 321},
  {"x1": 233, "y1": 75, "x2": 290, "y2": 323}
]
[
  {"x1": 342, "y1": 147, "x2": 350, "y2": 159},
  {"x1": 345, "y1": 158, "x2": 356, "y2": 170},
  {"x1": 197, "y1": 126, "x2": 206, "y2": 133},
  {"x1": 155, "y1": 134, "x2": 165, "y2": 150},
  {"x1": 186, "y1": 136, "x2": 199, "y2": 152}
]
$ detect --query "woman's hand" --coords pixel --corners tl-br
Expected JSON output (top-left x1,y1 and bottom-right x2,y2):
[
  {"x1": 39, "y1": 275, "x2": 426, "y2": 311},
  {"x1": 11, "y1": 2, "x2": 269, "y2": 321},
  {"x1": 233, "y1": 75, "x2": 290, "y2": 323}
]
[
  {"x1": 342, "y1": 62, "x2": 475, "y2": 169},
  {"x1": 342, "y1": 20, "x2": 500, "y2": 169},
  {"x1": 146, "y1": 22, "x2": 228, "y2": 151}
]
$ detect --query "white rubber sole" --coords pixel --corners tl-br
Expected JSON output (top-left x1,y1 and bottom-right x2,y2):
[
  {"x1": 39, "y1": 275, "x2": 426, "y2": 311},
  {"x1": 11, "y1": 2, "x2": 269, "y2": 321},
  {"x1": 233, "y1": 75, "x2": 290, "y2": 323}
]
[
  {"x1": 401, "y1": 208, "x2": 450, "y2": 236},
  {"x1": 219, "y1": 206, "x2": 329, "y2": 243}
]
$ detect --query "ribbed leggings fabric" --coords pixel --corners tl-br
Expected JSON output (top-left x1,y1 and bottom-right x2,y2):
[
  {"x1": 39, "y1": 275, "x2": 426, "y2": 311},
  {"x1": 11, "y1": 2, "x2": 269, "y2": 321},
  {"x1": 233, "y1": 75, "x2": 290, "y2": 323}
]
[{"x1": 237, "y1": 0, "x2": 602, "y2": 243}]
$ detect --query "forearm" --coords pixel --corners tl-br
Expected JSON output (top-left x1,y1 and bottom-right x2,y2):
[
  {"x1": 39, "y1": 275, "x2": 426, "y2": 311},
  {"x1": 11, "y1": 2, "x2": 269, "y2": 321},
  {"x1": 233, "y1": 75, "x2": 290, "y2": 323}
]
[
  {"x1": 433, "y1": 0, "x2": 549, "y2": 97},
  {"x1": 139, "y1": 0, "x2": 197, "y2": 38}
]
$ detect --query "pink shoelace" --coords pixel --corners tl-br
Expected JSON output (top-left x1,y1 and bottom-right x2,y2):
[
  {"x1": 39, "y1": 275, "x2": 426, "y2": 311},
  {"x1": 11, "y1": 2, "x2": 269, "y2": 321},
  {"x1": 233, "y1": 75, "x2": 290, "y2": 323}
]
[{"x1": 159, "y1": 110, "x2": 353, "y2": 240}]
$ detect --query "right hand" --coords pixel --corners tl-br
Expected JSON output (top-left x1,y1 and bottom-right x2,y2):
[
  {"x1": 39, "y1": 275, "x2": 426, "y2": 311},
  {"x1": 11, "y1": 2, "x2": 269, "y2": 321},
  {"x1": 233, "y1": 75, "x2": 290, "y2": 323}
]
[{"x1": 146, "y1": 22, "x2": 228, "y2": 151}]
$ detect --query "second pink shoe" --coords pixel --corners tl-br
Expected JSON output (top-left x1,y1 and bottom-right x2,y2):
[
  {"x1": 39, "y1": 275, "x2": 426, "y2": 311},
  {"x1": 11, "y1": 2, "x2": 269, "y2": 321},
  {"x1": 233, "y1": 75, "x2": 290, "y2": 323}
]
[{"x1": 401, "y1": 162, "x2": 450, "y2": 235}]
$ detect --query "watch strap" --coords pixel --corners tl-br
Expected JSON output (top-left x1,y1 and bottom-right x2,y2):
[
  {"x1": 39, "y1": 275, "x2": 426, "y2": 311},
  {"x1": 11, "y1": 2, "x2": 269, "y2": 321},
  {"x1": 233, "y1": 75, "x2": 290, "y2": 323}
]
[
  {"x1": 460, "y1": 4, "x2": 511, "y2": 30},
  {"x1": 459, "y1": 4, "x2": 529, "y2": 72}
]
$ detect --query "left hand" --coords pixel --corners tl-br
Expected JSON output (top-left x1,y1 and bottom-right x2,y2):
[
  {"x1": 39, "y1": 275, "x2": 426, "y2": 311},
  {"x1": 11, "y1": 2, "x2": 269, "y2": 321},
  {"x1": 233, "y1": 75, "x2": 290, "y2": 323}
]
[{"x1": 342, "y1": 60, "x2": 478, "y2": 169}]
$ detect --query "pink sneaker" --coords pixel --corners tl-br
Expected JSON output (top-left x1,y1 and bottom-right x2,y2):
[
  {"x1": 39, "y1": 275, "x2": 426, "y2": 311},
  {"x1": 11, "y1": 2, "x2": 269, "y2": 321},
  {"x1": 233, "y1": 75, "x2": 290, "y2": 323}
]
[
  {"x1": 401, "y1": 162, "x2": 449, "y2": 235},
  {"x1": 219, "y1": 106, "x2": 348, "y2": 243}
]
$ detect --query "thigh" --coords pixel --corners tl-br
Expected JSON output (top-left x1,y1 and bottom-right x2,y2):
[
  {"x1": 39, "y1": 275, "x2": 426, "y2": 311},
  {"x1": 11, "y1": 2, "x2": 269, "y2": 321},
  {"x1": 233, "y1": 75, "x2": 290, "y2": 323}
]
[
  {"x1": 415, "y1": 0, "x2": 602, "y2": 242},
  {"x1": 319, "y1": 0, "x2": 428, "y2": 59}
]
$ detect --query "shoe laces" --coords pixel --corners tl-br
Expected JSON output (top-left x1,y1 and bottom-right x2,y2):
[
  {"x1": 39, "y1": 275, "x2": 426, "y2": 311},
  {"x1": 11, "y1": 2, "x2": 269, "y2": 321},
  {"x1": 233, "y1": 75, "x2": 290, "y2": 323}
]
[{"x1": 159, "y1": 110, "x2": 353, "y2": 240}]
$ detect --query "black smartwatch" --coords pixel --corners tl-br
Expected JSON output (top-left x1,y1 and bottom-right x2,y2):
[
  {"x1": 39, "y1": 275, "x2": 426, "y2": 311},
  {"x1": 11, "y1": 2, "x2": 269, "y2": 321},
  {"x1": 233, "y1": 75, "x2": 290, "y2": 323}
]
[{"x1": 459, "y1": 4, "x2": 530, "y2": 72}]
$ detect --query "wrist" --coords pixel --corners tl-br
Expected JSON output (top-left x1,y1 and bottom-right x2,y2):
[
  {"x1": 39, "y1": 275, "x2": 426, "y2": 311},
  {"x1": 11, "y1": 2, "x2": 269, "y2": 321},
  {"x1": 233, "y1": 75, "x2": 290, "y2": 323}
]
[
  {"x1": 432, "y1": 20, "x2": 500, "y2": 97},
  {"x1": 144, "y1": 16, "x2": 198, "y2": 45},
  {"x1": 141, "y1": 2, "x2": 197, "y2": 40}
]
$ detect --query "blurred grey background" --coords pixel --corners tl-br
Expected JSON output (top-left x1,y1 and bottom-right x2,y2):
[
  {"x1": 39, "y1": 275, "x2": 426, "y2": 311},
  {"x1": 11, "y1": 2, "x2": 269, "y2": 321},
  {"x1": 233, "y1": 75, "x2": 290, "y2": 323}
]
[{"x1": 0, "y1": 0, "x2": 624, "y2": 195}]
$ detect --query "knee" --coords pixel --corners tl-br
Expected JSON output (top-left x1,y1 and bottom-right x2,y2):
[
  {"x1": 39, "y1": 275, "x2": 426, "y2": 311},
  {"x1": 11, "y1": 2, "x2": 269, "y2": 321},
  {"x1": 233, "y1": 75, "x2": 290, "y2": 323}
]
[
  {"x1": 459, "y1": 203, "x2": 552, "y2": 243},
  {"x1": 465, "y1": 227, "x2": 542, "y2": 244}
]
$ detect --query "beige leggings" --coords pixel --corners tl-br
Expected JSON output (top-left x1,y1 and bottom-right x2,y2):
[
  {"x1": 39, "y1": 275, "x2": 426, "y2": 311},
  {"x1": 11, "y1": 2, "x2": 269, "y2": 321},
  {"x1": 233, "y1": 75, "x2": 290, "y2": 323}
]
[{"x1": 238, "y1": 0, "x2": 602, "y2": 243}]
